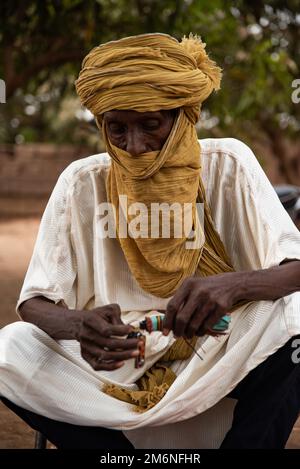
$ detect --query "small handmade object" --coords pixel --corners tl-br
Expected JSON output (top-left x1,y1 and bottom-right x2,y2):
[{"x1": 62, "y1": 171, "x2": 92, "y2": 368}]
[{"x1": 127, "y1": 312, "x2": 231, "y2": 368}]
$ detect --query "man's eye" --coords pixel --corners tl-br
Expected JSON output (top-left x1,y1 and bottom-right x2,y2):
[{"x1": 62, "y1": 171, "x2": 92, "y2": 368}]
[
  {"x1": 142, "y1": 119, "x2": 160, "y2": 131},
  {"x1": 109, "y1": 124, "x2": 126, "y2": 134}
]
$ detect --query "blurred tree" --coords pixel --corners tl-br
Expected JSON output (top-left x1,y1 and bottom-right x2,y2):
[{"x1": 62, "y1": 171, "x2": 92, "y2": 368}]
[{"x1": 0, "y1": 0, "x2": 299, "y2": 179}]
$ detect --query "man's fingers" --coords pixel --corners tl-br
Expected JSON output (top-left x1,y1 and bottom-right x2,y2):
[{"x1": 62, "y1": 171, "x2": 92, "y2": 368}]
[
  {"x1": 106, "y1": 303, "x2": 122, "y2": 316},
  {"x1": 89, "y1": 352, "x2": 125, "y2": 371},
  {"x1": 82, "y1": 333, "x2": 140, "y2": 351},
  {"x1": 82, "y1": 346, "x2": 140, "y2": 371},
  {"x1": 196, "y1": 305, "x2": 227, "y2": 336},
  {"x1": 203, "y1": 305, "x2": 227, "y2": 332},
  {"x1": 93, "y1": 303, "x2": 123, "y2": 326},
  {"x1": 172, "y1": 295, "x2": 201, "y2": 337},
  {"x1": 100, "y1": 323, "x2": 133, "y2": 338},
  {"x1": 163, "y1": 296, "x2": 186, "y2": 334},
  {"x1": 86, "y1": 344, "x2": 139, "y2": 362},
  {"x1": 104, "y1": 336, "x2": 141, "y2": 350},
  {"x1": 109, "y1": 316, "x2": 124, "y2": 326},
  {"x1": 105, "y1": 304, "x2": 123, "y2": 325},
  {"x1": 94, "y1": 361, "x2": 125, "y2": 371},
  {"x1": 184, "y1": 303, "x2": 216, "y2": 338}
]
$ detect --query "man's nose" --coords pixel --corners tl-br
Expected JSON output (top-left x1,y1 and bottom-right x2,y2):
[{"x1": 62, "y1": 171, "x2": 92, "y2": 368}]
[{"x1": 125, "y1": 130, "x2": 147, "y2": 156}]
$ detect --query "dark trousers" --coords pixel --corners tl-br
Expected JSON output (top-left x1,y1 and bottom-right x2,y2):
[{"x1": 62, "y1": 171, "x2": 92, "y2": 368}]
[
  {"x1": 220, "y1": 334, "x2": 300, "y2": 448},
  {"x1": 2, "y1": 335, "x2": 300, "y2": 449}
]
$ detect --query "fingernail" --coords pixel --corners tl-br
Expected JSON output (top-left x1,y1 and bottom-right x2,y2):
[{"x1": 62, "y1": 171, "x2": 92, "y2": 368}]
[{"x1": 131, "y1": 351, "x2": 139, "y2": 357}]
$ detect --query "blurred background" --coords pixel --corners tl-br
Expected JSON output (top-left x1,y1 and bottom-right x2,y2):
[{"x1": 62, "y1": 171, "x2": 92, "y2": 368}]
[{"x1": 0, "y1": 0, "x2": 299, "y2": 448}]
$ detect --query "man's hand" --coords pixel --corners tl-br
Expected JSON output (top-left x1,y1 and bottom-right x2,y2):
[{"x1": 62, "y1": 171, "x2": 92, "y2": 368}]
[
  {"x1": 162, "y1": 260, "x2": 300, "y2": 339},
  {"x1": 19, "y1": 262, "x2": 300, "y2": 361},
  {"x1": 75, "y1": 303, "x2": 142, "y2": 371},
  {"x1": 163, "y1": 273, "x2": 239, "y2": 338}
]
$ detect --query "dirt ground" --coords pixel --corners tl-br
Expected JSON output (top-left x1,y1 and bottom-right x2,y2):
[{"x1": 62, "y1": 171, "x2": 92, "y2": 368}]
[
  {"x1": 0, "y1": 218, "x2": 40, "y2": 448},
  {"x1": 0, "y1": 217, "x2": 299, "y2": 448}
]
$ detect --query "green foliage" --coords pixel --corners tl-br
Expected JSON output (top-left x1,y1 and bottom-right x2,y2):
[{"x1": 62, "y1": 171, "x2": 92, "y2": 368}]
[{"x1": 0, "y1": 0, "x2": 299, "y2": 145}]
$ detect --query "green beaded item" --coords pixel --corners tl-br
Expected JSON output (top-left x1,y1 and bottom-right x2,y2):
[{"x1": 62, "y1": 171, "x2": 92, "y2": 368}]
[{"x1": 211, "y1": 314, "x2": 231, "y2": 332}]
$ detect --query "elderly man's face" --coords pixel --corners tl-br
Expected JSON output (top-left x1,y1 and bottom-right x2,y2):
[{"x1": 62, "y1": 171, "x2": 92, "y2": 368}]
[{"x1": 103, "y1": 110, "x2": 175, "y2": 156}]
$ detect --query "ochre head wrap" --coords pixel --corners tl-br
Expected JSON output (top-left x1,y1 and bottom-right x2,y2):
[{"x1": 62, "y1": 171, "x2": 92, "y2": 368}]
[
  {"x1": 75, "y1": 33, "x2": 234, "y2": 299},
  {"x1": 76, "y1": 33, "x2": 221, "y2": 125}
]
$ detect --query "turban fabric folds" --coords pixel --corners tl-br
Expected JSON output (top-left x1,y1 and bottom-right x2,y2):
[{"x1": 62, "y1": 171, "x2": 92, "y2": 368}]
[{"x1": 76, "y1": 33, "x2": 222, "y2": 125}]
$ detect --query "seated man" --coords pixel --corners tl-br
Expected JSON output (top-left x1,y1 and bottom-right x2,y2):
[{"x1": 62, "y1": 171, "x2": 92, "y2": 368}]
[{"x1": 1, "y1": 33, "x2": 300, "y2": 449}]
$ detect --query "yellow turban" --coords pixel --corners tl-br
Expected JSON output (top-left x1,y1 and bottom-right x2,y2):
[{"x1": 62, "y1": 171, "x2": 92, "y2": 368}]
[
  {"x1": 75, "y1": 33, "x2": 236, "y2": 299},
  {"x1": 75, "y1": 33, "x2": 221, "y2": 125}
]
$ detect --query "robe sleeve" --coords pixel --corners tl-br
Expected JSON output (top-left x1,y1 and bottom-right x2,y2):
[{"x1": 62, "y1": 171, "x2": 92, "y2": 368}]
[
  {"x1": 16, "y1": 164, "x2": 77, "y2": 315},
  {"x1": 206, "y1": 138, "x2": 300, "y2": 272}
]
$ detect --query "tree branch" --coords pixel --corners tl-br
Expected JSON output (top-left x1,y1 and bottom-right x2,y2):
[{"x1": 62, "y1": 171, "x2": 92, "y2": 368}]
[{"x1": 5, "y1": 50, "x2": 84, "y2": 98}]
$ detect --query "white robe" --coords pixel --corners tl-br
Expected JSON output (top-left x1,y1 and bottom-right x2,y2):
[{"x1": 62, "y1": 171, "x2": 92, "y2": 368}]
[{"x1": 1, "y1": 137, "x2": 300, "y2": 448}]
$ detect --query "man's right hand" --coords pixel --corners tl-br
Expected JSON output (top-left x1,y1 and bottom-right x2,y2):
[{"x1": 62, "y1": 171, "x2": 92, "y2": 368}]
[
  {"x1": 75, "y1": 303, "x2": 142, "y2": 371},
  {"x1": 19, "y1": 297, "x2": 141, "y2": 372}
]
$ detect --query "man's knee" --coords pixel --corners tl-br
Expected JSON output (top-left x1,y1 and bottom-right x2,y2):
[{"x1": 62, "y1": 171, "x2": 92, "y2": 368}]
[
  {"x1": 0, "y1": 321, "x2": 40, "y2": 364},
  {"x1": 1, "y1": 320, "x2": 38, "y2": 340}
]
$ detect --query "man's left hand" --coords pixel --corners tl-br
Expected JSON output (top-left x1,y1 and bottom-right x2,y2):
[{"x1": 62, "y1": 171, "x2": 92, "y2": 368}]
[{"x1": 163, "y1": 272, "x2": 241, "y2": 338}]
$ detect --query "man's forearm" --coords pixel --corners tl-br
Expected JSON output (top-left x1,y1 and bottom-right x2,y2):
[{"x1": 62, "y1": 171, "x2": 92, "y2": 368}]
[
  {"x1": 19, "y1": 296, "x2": 82, "y2": 340},
  {"x1": 19, "y1": 261, "x2": 300, "y2": 340},
  {"x1": 235, "y1": 260, "x2": 300, "y2": 303}
]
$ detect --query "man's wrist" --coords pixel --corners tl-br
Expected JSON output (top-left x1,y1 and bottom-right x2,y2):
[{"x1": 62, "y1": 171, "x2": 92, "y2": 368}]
[
  {"x1": 230, "y1": 268, "x2": 278, "y2": 304},
  {"x1": 68, "y1": 309, "x2": 83, "y2": 340},
  {"x1": 230, "y1": 270, "x2": 252, "y2": 304}
]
